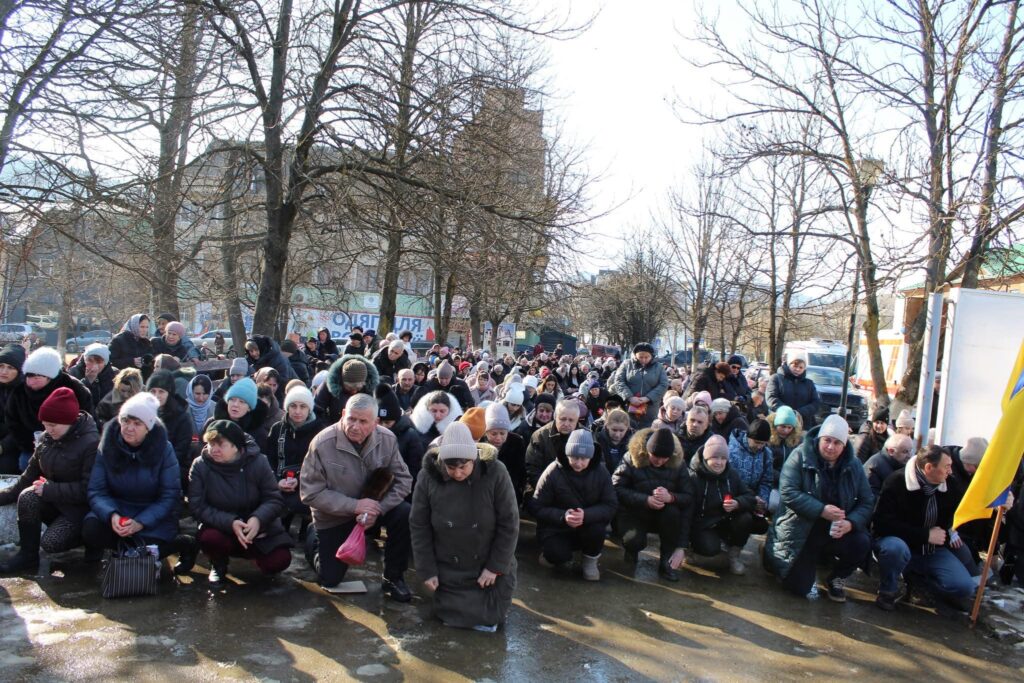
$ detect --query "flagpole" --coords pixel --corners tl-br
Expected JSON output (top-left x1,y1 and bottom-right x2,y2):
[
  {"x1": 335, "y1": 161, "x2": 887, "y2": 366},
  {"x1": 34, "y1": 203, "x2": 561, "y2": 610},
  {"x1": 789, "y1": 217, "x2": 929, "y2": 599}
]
[{"x1": 969, "y1": 508, "x2": 1004, "y2": 627}]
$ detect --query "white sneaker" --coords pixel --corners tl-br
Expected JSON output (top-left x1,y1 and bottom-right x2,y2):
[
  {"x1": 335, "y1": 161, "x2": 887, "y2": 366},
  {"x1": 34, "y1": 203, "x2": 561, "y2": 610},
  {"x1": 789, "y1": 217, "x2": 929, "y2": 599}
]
[{"x1": 727, "y1": 546, "x2": 746, "y2": 575}]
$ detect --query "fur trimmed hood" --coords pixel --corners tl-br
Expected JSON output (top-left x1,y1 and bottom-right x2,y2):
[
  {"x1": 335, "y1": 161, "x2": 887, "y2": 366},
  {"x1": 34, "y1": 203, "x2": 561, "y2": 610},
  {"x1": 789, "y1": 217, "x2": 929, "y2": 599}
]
[
  {"x1": 768, "y1": 411, "x2": 804, "y2": 448},
  {"x1": 625, "y1": 427, "x2": 684, "y2": 470},
  {"x1": 325, "y1": 353, "x2": 380, "y2": 398},
  {"x1": 410, "y1": 390, "x2": 464, "y2": 435}
]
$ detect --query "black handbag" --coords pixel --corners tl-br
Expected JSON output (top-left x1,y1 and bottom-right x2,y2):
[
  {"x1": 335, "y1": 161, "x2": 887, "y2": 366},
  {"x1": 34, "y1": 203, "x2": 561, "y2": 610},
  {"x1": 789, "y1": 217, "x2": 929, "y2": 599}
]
[{"x1": 100, "y1": 539, "x2": 161, "y2": 599}]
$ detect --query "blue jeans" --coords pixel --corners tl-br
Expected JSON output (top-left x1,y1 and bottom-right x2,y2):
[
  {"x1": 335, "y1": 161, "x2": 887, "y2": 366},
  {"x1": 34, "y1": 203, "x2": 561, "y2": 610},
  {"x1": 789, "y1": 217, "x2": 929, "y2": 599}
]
[
  {"x1": 18, "y1": 451, "x2": 31, "y2": 471},
  {"x1": 874, "y1": 536, "x2": 975, "y2": 598}
]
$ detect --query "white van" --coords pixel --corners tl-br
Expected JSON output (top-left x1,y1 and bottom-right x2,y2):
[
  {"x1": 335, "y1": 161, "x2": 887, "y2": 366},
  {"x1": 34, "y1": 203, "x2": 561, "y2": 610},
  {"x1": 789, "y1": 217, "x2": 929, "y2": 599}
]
[{"x1": 782, "y1": 339, "x2": 848, "y2": 371}]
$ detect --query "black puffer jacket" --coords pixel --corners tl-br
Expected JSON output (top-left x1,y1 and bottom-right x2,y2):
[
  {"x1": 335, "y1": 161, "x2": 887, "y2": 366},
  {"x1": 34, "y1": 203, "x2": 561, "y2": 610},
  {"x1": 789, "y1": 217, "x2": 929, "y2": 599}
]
[
  {"x1": 486, "y1": 432, "x2": 527, "y2": 506},
  {"x1": 678, "y1": 427, "x2": 711, "y2": 466},
  {"x1": 160, "y1": 393, "x2": 196, "y2": 488},
  {"x1": 188, "y1": 438, "x2": 292, "y2": 554},
  {"x1": 0, "y1": 375, "x2": 24, "y2": 472},
  {"x1": 765, "y1": 364, "x2": 822, "y2": 428},
  {"x1": 0, "y1": 412, "x2": 99, "y2": 519},
  {"x1": 108, "y1": 330, "x2": 152, "y2": 373},
  {"x1": 390, "y1": 415, "x2": 425, "y2": 486},
  {"x1": 689, "y1": 443, "x2": 756, "y2": 532},
  {"x1": 266, "y1": 416, "x2": 325, "y2": 477},
  {"x1": 313, "y1": 354, "x2": 379, "y2": 424},
  {"x1": 68, "y1": 361, "x2": 117, "y2": 413},
  {"x1": 411, "y1": 376, "x2": 475, "y2": 412},
  {"x1": 528, "y1": 449, "x2": 617, "y2": 542},
  {"x1": 371, "y1": 347, "x2": 411, "y2": 383},
  {"x1": 612, "y1": 427, "x2": 696, "y2": 545},
  {"x1": 5, "y1": 372, "x2": 95, "y2": 455}
]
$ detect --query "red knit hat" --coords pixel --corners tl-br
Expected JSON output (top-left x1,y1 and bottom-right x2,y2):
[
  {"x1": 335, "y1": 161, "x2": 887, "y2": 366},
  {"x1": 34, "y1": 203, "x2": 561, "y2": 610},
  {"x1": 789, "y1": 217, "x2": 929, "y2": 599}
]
[{"x1": 38, "y1": 387, "x2": 80, "y2": 425}]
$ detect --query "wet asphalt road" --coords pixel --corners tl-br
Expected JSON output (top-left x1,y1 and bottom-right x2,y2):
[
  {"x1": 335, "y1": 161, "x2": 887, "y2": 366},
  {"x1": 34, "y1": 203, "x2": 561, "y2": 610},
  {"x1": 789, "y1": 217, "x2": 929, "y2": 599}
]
[{"x1": 0, "y1": 521, "x2": 1021, "y2": 682}]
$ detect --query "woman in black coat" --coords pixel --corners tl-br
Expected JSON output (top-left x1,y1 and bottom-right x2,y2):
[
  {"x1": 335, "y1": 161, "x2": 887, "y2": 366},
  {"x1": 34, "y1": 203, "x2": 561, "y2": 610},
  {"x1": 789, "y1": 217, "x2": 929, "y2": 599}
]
[
  {"x1": 266, "y1": 386, "x2": 323, "y2": 539},
  {"x1": 146, "y1": 370, "x2": 196, "y2": 491},
  {"x1": 480, "y1": 403, "x2": 527, "y2": 506},
  {"x1": 188, "y1": 420, "x2": 292, "y2": 586},
  {"x1": 108, "y1": 314, "x2": 153, "y2": 372},
  {"x1": 528, "y1": 429, "x2": 617, "y2": 580},
  {"x1": 0, "y1": 388, "x2": 99, "y2": 572},
  {"x1": 0, "y1": 343, "x2": 26, "y2": 473},
  {"x1": 315, "y1": 328, "x2": 339, "y2": 360},
  {"x1": 6, "y1": 347, "x2": 94, "y2": 469},
  {"x1": 689, "y1": 436, "x2": 758, "y2": 575},
  {"x1": 205, "y1": 378, "x2": 272, "y2": 455}
]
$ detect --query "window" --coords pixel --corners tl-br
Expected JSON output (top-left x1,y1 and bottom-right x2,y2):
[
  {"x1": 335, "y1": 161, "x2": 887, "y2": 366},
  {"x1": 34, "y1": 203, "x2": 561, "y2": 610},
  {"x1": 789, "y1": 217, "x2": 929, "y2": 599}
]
[
  {"x1": 355, "y1": 264, "x2": 381, "y2": 292},
  {"x1": 397, "y1": 269, "x2": 431, "y2": 295}
]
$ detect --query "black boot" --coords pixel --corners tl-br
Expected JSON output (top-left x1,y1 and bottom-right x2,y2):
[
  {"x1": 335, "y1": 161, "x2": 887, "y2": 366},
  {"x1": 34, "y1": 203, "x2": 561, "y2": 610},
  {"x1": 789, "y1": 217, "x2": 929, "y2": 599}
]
[
  {"x1": 0, "y1": 522, "x2": 41, "y2": 573},
  {"x1": 172, "y1": 535, "x2": 197, "y2": 575},
  {"x1": 208, "y1": 559, "x2": 229, "y2": 587}
]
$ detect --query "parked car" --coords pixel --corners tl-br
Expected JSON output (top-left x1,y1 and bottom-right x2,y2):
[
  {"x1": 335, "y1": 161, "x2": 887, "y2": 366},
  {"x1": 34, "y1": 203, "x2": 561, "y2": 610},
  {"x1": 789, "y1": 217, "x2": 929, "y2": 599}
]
[
  {"x1": 804, "y1": 365, "x2": 869, "y2": 432},
  {"x1": 65, "y1": 329, "x2": 113, "y2": 354},
  {"x1": 190, "y1": 330, "x2": 237, "y2": 358},
  {"x1": 0, "y1": 323, "x2": 45, "y2": 344}
]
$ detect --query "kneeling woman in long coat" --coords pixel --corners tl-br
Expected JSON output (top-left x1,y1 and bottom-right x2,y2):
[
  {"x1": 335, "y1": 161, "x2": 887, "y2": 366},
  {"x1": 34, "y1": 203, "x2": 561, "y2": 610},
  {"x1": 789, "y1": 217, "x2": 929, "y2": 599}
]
[{"x1": 410, "y1": 421, "x2": 519, "y2": 632}]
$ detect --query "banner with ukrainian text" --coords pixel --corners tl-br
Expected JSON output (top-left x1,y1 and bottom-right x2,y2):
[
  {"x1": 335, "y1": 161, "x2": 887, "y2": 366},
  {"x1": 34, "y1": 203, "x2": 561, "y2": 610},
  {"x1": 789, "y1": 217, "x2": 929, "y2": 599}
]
[{"x1": 954, "y1": 337, "x2": 1024, "y2": 529}]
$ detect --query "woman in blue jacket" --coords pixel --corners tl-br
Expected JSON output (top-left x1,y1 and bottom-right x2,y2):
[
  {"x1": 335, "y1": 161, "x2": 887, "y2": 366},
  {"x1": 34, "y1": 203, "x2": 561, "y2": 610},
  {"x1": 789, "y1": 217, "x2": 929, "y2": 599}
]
[{"x1": 83, "y1": 392, "x2": 191, "y2": 562}]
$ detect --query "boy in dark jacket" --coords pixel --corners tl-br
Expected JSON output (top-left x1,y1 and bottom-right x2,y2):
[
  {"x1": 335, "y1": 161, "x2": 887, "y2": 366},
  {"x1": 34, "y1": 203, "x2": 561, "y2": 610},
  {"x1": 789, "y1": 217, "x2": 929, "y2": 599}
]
[{"x1": 691, "y1": 435, "x2": 758, "y2": 575}]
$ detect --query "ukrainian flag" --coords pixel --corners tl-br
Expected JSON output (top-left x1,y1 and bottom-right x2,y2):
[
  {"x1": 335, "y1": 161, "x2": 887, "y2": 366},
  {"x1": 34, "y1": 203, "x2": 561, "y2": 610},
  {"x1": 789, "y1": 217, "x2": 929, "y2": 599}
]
[{"x1": 954, "y1": 338, "x2": 1024, "y2": 529}]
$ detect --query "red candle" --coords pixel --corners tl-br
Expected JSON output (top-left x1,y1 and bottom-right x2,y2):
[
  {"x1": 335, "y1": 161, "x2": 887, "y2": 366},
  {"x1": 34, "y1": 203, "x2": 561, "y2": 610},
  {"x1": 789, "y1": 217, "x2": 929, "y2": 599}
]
[{"x1": 723, "y1": 494, "x2": 733, "y2": 502}]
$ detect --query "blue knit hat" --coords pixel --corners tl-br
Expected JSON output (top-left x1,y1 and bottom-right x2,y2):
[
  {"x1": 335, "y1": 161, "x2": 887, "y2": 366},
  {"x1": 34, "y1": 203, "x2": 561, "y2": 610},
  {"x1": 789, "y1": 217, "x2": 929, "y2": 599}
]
[
  {"x1": 774, "y1": 406, "x2": 798, "y2": 427},
  {"x1": 225, "y1": 377, "x2": 258, "y2": 410}
]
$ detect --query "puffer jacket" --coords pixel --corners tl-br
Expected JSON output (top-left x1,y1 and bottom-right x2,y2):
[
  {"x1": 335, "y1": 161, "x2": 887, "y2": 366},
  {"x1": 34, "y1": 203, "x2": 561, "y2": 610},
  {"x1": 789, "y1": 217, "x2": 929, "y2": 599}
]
[
  {"x1": 678, "y1": 427, "x2": 711, "y2": 466},
  {"x1": 411, "y1": 376, "x2": 475, "y2": 412},
  {"x1": 690, "y1": 443, "x2": 756, "y2": 532},
  {"x1": 151, "y1": 335, "x2": 200, "y2": 362},
  {"x1": 249, "y1": 336, "x2": 297, "y2": 400},
  {"x1": 108, "y1": 330, "x2": 152, "y2": 375},
  {"x1": 410, "y1": 443, "x2": 518, "y2": 629},
  {"x1": 525, "y1": 422, "x2": 582, "y2": 489},
  {"x1": 188, "y1": 438, "x2": 292, "y2": 554},
  {"x1": 6, "y1": 372, "x2": 95, "y2": 455},
  {"x1": 609, "y1": 358, "x2": 669, "y2": 415},
  {"x1": 709, "y1": 405, "x2": 748, "y2": 439},
  {"x1": 371, "y1": 347, "x2": 411, "y2": 383},
  {"x1": 612, "y1": 428, "x2": 695, "y2": 546},
  {"x1": 594, "y1": 425, "x2": 633, "y2": 474},
  {"x1": 528, "y1": 449, "x2": 617, "y2": 542},
  {"x1": 160, "y1": 393, "x2": 196, "y2": 488},
  {"x1": 863, "y1": 449, "x2": 903, "y2": 496},
  {"x1": 87, "y1": 420, "x2": 181, "y2": 542},
  {"x1": 485, "y1": 432, "x2": 527, "y2": 506},
  {"x1": 0, "y1": 412, "x2": 99, "y2": 519},
  {"x1": 390, "y1": 415, "x2": 426, "y2": 486},
  {"x1": 727, "y1": 428, "x2": 773, "y2": 501},
  {"x1": 267, "y1": 416, "x2": 325, "y2": 478},
  {"x1": 205, "y1": 399, "x2": 272, "y2": 457},
  {"x1": 68, "y1": 361, "x2": 117, "y2": 412},
  {"x1": 313, "y1": 354, "x2": 380, "y2": 424},
  {"x1": 0, "y1": 374, "x2": 24, "y2": 471},
  {"x1": 767, "y1": 412, "x2": 804, "y2": 489},
  {"x1": 765, "y1": 364, "x2": 822, "y2": 429},
  {"x1": 855, "y1": 421, "x2": 891, "y2": 464},
  {"x1": 764, "y1": 425, "x2": 874, "y2": 578}
]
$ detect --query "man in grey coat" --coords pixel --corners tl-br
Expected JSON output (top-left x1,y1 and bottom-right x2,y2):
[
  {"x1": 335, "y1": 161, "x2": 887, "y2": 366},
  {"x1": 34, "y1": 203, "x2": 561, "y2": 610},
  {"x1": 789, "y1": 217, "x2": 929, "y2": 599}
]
[{"x1": 300, "y1": 393, "x2": 414, "y2": 601}]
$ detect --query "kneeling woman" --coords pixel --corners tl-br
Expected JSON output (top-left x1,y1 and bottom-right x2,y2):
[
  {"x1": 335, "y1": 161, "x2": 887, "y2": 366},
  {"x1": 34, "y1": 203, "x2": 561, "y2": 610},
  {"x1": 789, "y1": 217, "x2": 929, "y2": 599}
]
[
  {"x1": 410, "y1": 422, "x2": 519, "y2": 632},
  {"x1": 188, "y1": 420, "x2": 292, "y2": 586},
  {"x1": 84, "y1": 393, "x2": 188, "y2": 560},
  {"x1": 0, "y1": 388, "x2": 99, "y2": 572}
]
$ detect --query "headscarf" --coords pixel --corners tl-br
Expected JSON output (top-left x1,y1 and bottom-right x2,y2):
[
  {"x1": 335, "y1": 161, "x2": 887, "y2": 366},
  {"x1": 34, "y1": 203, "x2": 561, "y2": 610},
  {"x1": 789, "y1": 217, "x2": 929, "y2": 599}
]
[
  {"x1": 121, "y1": 313, "x2": 148, "y2": 339},
  {"x1": 186, "y1": 374, "x2": 215, "y2": 434}
]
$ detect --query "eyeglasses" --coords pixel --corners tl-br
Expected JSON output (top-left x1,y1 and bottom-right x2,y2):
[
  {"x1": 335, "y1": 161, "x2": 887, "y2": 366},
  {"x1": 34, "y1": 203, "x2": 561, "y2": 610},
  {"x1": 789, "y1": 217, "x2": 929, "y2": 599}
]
[
  {"x1": 443, "y1": 459, "x2": 471, "y2": 470},
  {"x1": 730, "y1": 365, "x2": 741, "y2": 370}
]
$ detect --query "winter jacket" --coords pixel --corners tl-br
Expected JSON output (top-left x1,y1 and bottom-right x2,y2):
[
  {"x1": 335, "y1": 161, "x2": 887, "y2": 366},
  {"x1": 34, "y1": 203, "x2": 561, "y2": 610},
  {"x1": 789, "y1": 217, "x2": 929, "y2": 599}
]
[
  {"x1": 863, "y1": 450, "x2": 903, "y2": 496},
  {"x1": 393, "y1": 384, "x2": 416, "y2": 413},
  {"x1": 525, "y1": 422, "x2": 581, "y2": 489},
  {"x1": 767, "y1": 412, "x2": 804, "y2": 489},
  {"x1": 468, "y1": 376, "x2": 497, "y2": 405},
  {"x1": 87, "y1": 421, "x2": 181, "y2": 542},
  {"x1": 68, "y1": 361, "x2": 117, "y2": 412},
  {"x1": 765, "y1": 364, "x2": 822, "y2": 429},
  {"x1": 410, "y1": 443, "x2": 518, "y2": 628},
  {"x1": 410, "y1": 393, "x2": 463, "y2": 455},
  {"x1": 594, "y1": 425, "x2": 633, "y2": 474},
  {"x1": 341, "y1": 342, "x2": 367, "y2": 357},
  {"x1": 609, "y1": 358, "x2": 669, "y2": 415},
  {"x1": 678, "y1": 427, "x2": 711, "y2": 466},
  {"x1": 108, "y1": 330, "x2": 152, "y2": 374},
  {"x1": 389, "y1": 415, "x2": 425, "y2": 487},
  {"x1": 313, "y1": 354, "x2": 379, "y2": 425},
  {"x1": 6, "y1": 372, "x2": 95, "y2": 455},
  {"x1": 855, "y1": 422, "x2": 891, "y2": 464},
  {"x1": 612, "y1": 428, "x2": 695, "y2": 546},
  {"x1": 160, "y1": 393, "x2": 196, "y2": 489},
  {"x1": 300, "y1": 424, "x2": 412, "y2": 530},
  {"x1": 709, "y1": 405, "x2": 748, "y2": 439},
  {"x1": 371, "y1": 348, "x2": 411, "y2": 383},
  {"x1": 690, "y1": 443, "x2": 757, "y2": 532},
  {"x1": 872, "y1": 465, "x2": 963, "y2": 555},
  {"x1": 727, "y1": 428, "x2": 773, "y2": 502},
  {"x1": 286, "y1": 352, "x2": 310, "y2": 385},
  {"x1": 0, "y1": 375, "x2": 23, "y2": 470},
  {"x1": 683, "y1": 369, "x2": 728, "y2": 402},
  {"x1": 528, "y1": 449, "x2": 617, "y2": 542},
  {"x1": 764, "y1": 425, "x2": 874, "y2": 579},
  {"x1": 266, "y1": 416, "x2": 325, "y2": 478},
  {"x1": 315, "y1": 331, "x2": 339, "y2": 359},
  {"x1": 151, "y1": 335, "x2": 200, "y2": 362},
  {"x1": 485, "y1": 432, "x2": 527, "y2": 506},
  {"x1": 249, "y1": 336, "x2": 298, "y2": 399},
  {"x1": 723, "y1": 373, "x2": 752, "y2": 403},
  {"x1": 0, "y1": 412, "x2": 99, "y2": 520},
  {"x1": 411, "y1": 376, "x2": 475, "y2": 412},
  {"x1": 188, "y1": 439, "x2": 292, "y2": 554}
]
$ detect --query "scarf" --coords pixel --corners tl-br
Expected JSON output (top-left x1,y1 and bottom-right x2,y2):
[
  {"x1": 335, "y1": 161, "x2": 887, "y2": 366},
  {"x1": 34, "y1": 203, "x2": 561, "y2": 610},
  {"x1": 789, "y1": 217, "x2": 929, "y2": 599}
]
[
  {"x1": 914, "y1": 463, "x2": 939, "y2": 554},
  {"x1": 186, "y1": 376, "x2": 215, "y2": 434},
  {"x1": 121, "y1": 313, "x2": 147, "y2": 339}
]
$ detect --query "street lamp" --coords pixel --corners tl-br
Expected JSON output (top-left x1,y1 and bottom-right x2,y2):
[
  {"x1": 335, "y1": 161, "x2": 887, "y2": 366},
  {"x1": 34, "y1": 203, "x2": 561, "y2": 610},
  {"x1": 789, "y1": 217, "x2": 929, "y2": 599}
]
[{"x1": 839, "y1": 158, "x2": 884, "y2": 413}]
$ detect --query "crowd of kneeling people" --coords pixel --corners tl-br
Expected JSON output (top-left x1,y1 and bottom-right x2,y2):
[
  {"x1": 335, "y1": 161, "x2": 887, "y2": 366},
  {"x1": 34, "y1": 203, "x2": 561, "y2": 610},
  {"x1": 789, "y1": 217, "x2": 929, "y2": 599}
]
[{"x1": 1, "y1": 321, "x2": 1023, "y2": 633}]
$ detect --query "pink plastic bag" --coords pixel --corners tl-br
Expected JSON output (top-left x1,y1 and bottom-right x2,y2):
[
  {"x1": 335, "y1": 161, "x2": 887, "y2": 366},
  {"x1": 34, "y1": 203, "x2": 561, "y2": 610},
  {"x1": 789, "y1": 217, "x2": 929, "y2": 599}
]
[{"x1": 335, "y1": 523, "x2": 367, "y2": 565}]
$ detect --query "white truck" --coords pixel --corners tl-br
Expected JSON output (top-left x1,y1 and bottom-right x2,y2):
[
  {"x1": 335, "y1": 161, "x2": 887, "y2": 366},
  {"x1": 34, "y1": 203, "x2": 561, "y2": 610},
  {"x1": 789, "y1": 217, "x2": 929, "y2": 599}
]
[{"x1": 781, "y1": 339, "x2": 849, "y2": 370}]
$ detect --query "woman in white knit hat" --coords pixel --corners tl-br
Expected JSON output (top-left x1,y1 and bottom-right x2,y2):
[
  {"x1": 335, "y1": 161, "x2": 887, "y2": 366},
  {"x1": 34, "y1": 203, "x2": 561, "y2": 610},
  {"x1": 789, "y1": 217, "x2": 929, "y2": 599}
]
[
  {"x1": 409, "y1": 421, "x2": 519, "y2": 632},
  {"x1": 266, "y1": 386, "x2": 324, "y2": 540}
]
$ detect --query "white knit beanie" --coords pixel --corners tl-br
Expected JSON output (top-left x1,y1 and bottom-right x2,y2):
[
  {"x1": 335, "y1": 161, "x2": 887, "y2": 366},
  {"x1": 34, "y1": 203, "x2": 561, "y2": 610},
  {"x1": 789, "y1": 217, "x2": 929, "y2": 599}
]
[
  {"x1": 23, "y1": 347, "x2": 63, "y2": 379},
  {"x1": 439, "y1": 422, "x2": 479, "y2": 461},
  {"x1": 504, "y1": 384, "x2": 525, "y2": 407},
  {"x1": 895, "y1": 409, "x2": 915, "y2": 429},
  {"x1": 819, "y1": 414, "x2": 850, "y2": 445},
  {"x1": 283, "y1": 385, "x2": 315, "y2": 411},
  {"x1": 119, "y1": 392, "x2": 160, "y2": 430}
]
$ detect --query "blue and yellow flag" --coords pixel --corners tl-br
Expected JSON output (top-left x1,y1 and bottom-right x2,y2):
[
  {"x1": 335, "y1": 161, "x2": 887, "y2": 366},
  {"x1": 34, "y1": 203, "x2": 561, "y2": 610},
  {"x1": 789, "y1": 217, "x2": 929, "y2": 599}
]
[{"x1": 954, "y1": 338, "x2": 1024, "y2": 529}]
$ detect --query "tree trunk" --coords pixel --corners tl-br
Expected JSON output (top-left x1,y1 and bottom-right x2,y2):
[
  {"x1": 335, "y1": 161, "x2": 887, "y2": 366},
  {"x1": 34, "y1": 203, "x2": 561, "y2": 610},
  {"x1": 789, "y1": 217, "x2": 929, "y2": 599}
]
[
  {"x1": 378, "y1": 223, "x2": 403, "y2": 338},
  {"x1": 469, "y1": 289, "x2": 482, "y2": 351},
  {"x1": 432, "y1": 266, "x2": 444, "y2": 342},
  {"x1": 438, "y1": 271, "x2": 456, "y2": 346},
  {"x1": 218, "y1": 150, "x2": 247, "y2": 350}
]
